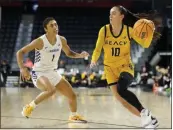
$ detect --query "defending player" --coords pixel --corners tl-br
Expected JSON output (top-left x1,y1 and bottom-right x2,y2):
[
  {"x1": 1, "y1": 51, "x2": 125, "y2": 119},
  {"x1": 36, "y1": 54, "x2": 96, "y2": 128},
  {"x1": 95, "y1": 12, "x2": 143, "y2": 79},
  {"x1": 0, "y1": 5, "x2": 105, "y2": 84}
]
[{"x1": 17, "y1": 17, "x2": 89, "y2": 122}]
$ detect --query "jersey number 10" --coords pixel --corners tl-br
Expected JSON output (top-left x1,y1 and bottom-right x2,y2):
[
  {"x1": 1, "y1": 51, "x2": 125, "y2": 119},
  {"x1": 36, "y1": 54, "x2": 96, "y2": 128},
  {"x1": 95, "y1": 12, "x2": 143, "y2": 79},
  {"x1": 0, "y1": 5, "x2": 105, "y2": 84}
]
[{"x1": 111, "y1": 48, "x2": 120, "y2": 56}]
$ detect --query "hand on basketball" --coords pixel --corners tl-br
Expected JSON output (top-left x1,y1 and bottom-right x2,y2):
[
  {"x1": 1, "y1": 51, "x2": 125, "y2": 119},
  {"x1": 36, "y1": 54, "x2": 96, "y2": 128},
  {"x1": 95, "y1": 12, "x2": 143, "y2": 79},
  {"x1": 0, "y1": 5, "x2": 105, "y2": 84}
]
[
  {"x1": 90, "y1": 61, "x2": 97, "y2": 69},
  {"x1": 80, "y1": 51, "x2": 90, "y2": 58},
  {"x1": 20, "y1": 67, "x2": 31, "y2": 81}
]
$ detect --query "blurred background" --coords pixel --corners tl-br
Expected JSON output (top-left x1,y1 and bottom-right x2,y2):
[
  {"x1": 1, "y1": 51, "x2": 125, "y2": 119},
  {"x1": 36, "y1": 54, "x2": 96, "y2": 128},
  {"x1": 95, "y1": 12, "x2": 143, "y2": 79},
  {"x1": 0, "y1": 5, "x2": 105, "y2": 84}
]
[{"x1": 0, "y1": 0, "x2": 172, "y2": 96}]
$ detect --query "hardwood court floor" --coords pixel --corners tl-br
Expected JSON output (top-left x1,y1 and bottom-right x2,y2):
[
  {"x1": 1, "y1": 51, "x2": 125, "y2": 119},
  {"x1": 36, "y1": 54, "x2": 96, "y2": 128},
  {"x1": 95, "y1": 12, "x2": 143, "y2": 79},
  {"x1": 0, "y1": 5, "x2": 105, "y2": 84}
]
[{"x1": 1, "y1": 87, "x2": 172, "y2": 129}]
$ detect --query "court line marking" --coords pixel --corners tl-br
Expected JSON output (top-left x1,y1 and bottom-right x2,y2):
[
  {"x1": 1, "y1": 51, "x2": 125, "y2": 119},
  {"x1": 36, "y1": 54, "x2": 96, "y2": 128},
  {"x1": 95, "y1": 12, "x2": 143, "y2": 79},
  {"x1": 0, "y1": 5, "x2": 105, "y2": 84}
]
[
  {"x1": 1, "y1": 115, "x2": 141, "y2": 128},
  {"x1": 2, "y1": 115, "x2": 171, "y2": 129}
]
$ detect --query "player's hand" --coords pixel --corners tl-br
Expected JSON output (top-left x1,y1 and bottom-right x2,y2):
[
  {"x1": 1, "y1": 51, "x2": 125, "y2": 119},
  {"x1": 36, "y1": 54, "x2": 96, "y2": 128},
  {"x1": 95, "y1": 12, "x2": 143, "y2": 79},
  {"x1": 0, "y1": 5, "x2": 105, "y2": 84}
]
[
  {"x1": 20, "y1": 67, "x2": 31, "y2": 81},
  {"x1": 90, "y1": 61, "x2": 97, "y2": 68},
  {"x1": 80, "y1": 51, "x2": 90, "y2": 58}
]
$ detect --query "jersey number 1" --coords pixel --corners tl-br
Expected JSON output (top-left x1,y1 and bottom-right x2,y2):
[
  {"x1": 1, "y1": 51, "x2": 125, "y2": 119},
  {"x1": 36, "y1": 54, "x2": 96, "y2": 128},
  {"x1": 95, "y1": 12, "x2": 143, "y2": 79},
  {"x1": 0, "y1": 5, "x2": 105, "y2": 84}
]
[
  {"x1": 112, "y1": 48, "x2": 120, "y2": 56},
  {"x1": 52, "y1": 54, "x2": 55, "y2": 61}
]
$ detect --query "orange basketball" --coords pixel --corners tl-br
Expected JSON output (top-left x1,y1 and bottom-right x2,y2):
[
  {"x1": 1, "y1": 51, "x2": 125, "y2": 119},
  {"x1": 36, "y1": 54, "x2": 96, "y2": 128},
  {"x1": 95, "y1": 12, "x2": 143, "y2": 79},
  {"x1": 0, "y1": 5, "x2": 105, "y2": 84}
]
[
  {"x1": 133, "y1": 19, "x2": 155, "y2": 40},
  {"x1": 132, "y1": 19, "x2": 155, "y2": 48}
]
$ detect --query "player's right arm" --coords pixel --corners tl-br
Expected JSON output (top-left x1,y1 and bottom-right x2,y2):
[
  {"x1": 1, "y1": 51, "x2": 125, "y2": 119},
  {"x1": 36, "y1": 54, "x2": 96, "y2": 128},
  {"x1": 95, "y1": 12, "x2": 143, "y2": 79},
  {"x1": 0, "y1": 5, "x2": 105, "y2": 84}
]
[
  {"x1": 90, "y1": 26, "x2": 105, "y2": 68},
  {"x1": 16, "y1": 38, "x2": 43, "y2": 80},
  {"x1": 60, "y1": 36, "x2": 89, "y2": 58}
]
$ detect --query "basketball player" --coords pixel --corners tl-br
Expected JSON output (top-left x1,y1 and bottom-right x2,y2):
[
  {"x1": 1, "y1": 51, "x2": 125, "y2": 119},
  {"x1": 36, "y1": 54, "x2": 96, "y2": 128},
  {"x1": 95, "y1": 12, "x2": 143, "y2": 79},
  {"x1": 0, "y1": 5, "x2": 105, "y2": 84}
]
[
  {"x1": 90, "y1": 6, "x2": 159, "y2": 128},
  {"x1": 16, "y1": 17, "x2": 89, "y2": 122}
]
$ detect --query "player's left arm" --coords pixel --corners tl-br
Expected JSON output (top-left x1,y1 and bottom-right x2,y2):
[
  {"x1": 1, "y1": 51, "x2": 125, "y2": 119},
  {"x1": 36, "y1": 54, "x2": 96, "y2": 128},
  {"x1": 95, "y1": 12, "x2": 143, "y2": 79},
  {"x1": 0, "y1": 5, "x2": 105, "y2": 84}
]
[{"x1": 60, "y1": 36, "x2": 89, "y2": 58}]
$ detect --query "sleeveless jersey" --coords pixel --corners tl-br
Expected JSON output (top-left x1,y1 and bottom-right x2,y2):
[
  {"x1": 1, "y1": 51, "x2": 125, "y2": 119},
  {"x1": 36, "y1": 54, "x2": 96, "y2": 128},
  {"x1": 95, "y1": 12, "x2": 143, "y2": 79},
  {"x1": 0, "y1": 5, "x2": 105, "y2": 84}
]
[
  {"x1": 32, "y1": 34, "x2": 62, "y2": 71},
  {"x1": 103, "y1": 24, "x2": 133, "y2": 67}
]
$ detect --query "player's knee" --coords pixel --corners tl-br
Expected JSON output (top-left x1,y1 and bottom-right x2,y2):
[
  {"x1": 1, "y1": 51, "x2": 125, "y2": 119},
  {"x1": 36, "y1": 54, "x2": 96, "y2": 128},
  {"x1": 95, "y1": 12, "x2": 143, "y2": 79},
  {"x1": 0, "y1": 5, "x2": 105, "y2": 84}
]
[
  {"x1": 117, "y1": 72, "x2": 133, "y2": 95},
  {"x1": 47, "y1": 88, "x2": 56, "y2": 96}
]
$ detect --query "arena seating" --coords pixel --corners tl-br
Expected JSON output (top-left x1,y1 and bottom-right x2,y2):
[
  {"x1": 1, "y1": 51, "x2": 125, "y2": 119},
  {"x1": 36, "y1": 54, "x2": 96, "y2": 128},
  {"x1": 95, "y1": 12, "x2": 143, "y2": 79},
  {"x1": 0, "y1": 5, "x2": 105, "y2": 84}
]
[{"x1": 0, "y1": 7, "x2": 22, "y2": 63}]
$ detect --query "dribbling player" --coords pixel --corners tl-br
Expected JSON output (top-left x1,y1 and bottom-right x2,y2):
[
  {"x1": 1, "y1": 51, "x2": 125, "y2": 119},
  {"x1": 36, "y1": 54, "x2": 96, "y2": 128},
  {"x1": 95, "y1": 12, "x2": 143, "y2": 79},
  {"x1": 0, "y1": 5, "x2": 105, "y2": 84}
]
[
  {"x1": 16, "y1": 17, "x2": 89, "y2": 122},
  {"x1": 90, "y1": 6, "x2": 159, "y2": 128}
]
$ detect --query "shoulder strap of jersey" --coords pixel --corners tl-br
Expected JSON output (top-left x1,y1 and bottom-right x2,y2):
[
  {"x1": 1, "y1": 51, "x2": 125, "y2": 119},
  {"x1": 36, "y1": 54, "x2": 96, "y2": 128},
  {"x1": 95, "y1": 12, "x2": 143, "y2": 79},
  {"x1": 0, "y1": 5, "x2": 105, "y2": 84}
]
[
  {"x1": 104, "y1": 25, "x2": 107, "y2": 40},
  {"x1": 126, "y1": 26, "x2": 131, "y2": 41}
]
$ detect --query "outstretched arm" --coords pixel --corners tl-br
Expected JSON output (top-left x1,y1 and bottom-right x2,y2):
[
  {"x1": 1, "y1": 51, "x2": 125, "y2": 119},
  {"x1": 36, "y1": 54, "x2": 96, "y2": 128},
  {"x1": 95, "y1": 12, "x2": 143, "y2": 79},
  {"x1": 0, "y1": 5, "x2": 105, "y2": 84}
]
[
  {"x1": 60, "y1": 36, "x2": 89, "y2": 58},
  {"x1": 90, "y1": 26, "x2": 105, "y2": 68}
]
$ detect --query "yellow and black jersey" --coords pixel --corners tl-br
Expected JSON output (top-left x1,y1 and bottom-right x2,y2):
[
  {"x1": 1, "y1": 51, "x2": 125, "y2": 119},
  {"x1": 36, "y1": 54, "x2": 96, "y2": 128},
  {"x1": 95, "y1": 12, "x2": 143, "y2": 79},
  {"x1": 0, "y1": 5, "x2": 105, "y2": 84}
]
[{"x1": 92, "y1": 24, "x2": 133, "y2": 67}]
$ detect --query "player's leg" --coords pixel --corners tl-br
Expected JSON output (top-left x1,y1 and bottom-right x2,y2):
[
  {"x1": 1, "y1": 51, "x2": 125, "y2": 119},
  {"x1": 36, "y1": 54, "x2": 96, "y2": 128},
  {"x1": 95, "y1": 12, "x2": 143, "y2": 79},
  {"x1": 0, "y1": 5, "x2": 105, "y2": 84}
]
[
  {"x1": 110, "y1": 85, "x2": 141, "y2": 117},
  {"x1": 55, "y1": 77, "x2": 87, "y2": 122},
  {"x1": 56, "y1": 78, "x2": 77, "y2": 113},
  {"x1": 105, "y1": 65, "x2": 158, "y2": 128},
  {"x1": 22, "y1": 74, "x2": 56, "y2": 118},
  {"x1": 114, "y1": 65, "x2": 158, "y2": 128},
  {"x1": 114, "y1": 72, "x2": 144, "y2": 114},
  {"x1": 33, "y1": 76, "x2": 57, "y2": 104},
  {"x1": 105, "y1": 66, "x2": 141, "y2": 117}
]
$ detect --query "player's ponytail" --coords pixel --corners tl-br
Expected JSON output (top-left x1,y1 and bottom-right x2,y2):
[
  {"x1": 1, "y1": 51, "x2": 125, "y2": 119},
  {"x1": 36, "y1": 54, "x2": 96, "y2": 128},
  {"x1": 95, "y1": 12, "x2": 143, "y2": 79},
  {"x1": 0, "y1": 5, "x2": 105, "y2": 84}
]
[
  {"x1": 115, "y1": 5, "x2": 162, "y2": 41},
  {"x1": 117, "y1": 5, "x2": 128, "y2": 15}
]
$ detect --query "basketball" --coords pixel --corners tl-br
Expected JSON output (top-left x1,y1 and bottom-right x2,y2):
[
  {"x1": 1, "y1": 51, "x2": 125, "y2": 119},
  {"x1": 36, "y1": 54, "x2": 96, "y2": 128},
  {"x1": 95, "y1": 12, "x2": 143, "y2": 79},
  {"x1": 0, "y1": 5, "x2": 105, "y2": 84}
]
[
  {"x1": 132, "y1": 19, "x2": 155, "y2": 48},
  {"x1": 133, "y1": 19, "x2": 155, "y2": 39}
]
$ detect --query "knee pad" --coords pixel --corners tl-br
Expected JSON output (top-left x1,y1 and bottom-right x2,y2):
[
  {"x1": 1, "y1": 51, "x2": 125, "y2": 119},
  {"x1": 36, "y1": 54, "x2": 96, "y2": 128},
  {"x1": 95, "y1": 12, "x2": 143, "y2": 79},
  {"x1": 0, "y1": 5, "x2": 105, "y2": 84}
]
[{"x1": 117, "y1": 72, "x2": 133, "y2": 94}]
